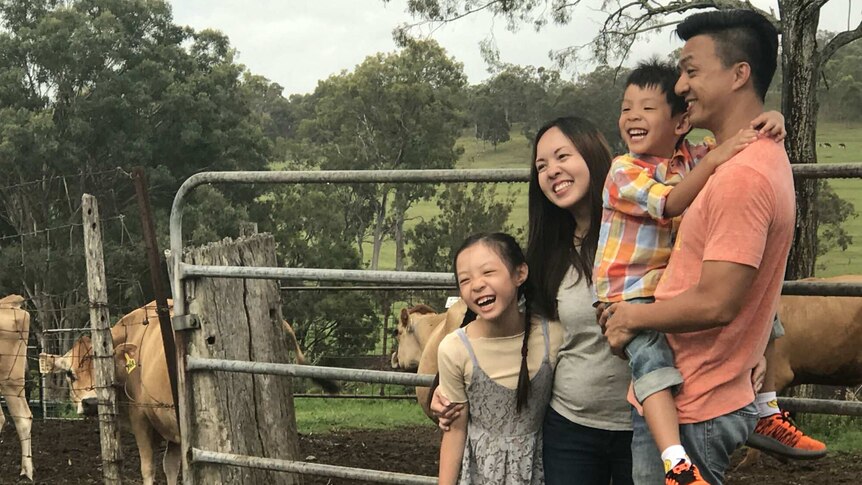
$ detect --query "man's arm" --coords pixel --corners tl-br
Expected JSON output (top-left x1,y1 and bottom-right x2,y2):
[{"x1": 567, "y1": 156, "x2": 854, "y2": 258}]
[{"x1": 601, "y1": 260, "x2": 756, "y2": 353}]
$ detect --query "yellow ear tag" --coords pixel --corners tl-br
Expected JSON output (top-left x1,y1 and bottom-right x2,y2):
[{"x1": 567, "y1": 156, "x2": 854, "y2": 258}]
[{"x1": 124, "y1": 354, "x2": 137, "y2": 374}]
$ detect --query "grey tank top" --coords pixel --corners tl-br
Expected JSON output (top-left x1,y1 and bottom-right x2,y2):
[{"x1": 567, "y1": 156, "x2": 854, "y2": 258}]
[{"x1": 549, "y1": 266, "x2": 633, "y2": 431}]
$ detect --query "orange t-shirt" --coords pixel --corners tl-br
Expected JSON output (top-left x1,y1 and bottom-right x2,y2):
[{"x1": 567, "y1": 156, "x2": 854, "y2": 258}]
[{"x1": 630, "y1": 138, "x2": 796, "y2": 423}]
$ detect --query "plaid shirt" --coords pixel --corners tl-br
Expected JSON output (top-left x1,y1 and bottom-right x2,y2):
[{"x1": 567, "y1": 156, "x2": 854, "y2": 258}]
[{"x1": 593, "y1": 139, "x2": 713, "y2": 303}]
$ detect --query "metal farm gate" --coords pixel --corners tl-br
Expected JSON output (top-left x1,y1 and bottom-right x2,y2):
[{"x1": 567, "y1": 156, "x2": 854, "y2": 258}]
[{"x1": 168, "y1": 166, "x2": 862, "y2": 485}]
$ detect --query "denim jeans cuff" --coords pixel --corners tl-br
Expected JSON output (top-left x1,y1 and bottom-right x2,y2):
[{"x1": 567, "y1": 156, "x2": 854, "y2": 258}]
[{"x1": 632, "y1": 367, "x2": 684, "y2": 404}]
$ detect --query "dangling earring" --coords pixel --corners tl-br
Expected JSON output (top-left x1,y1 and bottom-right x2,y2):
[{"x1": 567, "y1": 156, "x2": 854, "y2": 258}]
[{"x1": 518, "y1": 293, "x2": 527, "y2": 314}]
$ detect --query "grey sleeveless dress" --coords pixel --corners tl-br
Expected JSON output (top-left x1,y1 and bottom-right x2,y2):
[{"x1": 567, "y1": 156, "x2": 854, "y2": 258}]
[{"x1": 456, "y1": 318, "x2": 555, "y2": 485}]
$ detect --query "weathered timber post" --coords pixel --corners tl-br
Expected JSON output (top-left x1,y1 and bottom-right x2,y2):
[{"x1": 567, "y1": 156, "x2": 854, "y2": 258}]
[
  {"x1": 82, "y1": 194, "x2": 123, "y2": 485},
  {"x1": 183, "y1": 234, "x2": 301, "y2": 484}
]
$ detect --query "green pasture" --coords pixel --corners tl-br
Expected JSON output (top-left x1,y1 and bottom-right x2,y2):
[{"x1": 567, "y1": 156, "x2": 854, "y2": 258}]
[
  {"x1": 294, "y1": 397, "x2": 432, "y2": 434},
  {"x1": 812, "y1": 122, "x2": 862, "y2": 276}
]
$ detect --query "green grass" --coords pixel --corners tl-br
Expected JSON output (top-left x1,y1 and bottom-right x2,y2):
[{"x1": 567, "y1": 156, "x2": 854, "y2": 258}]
[
  {"x1": 294, "y1": 397, "x2": 433, "y2": 434},
  {"x1": 796, "y1": 415, "x2": 862, "y2": 452},
  {"x1": 810, "y1": 121, "x2": 862, "y2": 277}
]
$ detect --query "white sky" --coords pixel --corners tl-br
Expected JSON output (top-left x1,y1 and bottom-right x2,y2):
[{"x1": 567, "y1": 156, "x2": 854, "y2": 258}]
[{"x1": 169, "y1": 0, "x2": 861, "y2": 96}]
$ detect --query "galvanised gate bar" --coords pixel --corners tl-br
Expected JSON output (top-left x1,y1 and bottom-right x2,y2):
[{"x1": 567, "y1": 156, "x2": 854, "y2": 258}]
[{"x1": 169, "y1": 167, "x2": 862, "y2": 485}]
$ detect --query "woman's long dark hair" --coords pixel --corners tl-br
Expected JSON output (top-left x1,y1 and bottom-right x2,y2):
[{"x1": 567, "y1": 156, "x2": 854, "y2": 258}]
[
  {"x1": 526, "y1": 117, "x2": 612, "y2": 319},
  {"x1": 428, "y1": 232, "x2": 535, "y2": 413}
]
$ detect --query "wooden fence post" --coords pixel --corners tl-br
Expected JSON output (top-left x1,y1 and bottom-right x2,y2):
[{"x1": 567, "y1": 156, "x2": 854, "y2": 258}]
[
  {"x1": 82, "y1": 194, "x2": 123, "y2": 485},
  {"x1": 183, "y1": 234, "x2": 300, "y2": 484}
]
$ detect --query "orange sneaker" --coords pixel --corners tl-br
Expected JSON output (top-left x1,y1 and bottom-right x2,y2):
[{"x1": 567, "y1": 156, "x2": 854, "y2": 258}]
[
  {"x1": 747, "y1": 411, "x2": 827, "y2": 460},
  {"x1": 665, "y1": 460, "x2": 709, "y2": 485}
]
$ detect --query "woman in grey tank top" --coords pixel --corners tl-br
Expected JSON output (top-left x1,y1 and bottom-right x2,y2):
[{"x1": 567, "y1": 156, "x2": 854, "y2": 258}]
[{"x1": 526, "y1": 117, "x2": 634, "y2": 485}]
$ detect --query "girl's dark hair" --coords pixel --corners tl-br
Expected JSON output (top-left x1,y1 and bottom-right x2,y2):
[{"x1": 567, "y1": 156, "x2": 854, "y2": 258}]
[
  {"x1": 526, "y1": 116, "x2": 612, "y2": 319},
  {"x1": 428, "y1": 232, "x2": 535, "y2": 413}
]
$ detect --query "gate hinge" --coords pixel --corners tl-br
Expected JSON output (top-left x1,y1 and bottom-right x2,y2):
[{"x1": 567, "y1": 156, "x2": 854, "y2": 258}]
[{"x1": 172, "y1": 314, "x2": 200, "y2": 331}]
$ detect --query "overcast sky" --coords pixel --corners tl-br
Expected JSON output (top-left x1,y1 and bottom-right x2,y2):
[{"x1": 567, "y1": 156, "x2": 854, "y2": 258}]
[{"x1": 169, "y1": 0, "x2": 860, "y2": 96}]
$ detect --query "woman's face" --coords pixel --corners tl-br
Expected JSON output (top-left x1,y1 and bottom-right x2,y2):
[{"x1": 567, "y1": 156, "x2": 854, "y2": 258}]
[{"x1": 534, "y1": 127, "x2": 592, "y2": 213}]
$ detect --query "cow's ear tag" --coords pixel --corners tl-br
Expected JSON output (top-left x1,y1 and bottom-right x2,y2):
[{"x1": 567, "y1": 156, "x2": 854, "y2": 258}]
[
  {"x1": 124, "y1": 353, "x2": 137, "y2": 374},
  {"x1": 445, "y1": 296, "x2": 460, "y2": 309}
]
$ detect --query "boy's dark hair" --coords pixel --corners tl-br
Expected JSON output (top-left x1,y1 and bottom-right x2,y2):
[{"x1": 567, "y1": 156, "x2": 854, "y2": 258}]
[
  {"x1": 625, "y1": 58, "x2": 687, "y2": 116},
  {"x1": 676, "y1": 9, "x2": 779, "y2": 102},
  {"x1": 527, "y1": 117, "x2": 611, "y2": 320},
  {"x1": 428, "y1": 232, "x2": 536, "y2": 414}
]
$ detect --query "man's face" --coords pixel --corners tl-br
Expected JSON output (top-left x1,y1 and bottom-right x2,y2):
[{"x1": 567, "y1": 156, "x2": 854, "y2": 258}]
[{"x1": 675, "y1": 34, "x2": 735, "y2": 130}]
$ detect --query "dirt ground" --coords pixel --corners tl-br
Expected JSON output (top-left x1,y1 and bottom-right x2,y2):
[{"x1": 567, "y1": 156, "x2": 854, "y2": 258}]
[{"x1": 0, "y1": 420, "x2": 859, "y2": 484}]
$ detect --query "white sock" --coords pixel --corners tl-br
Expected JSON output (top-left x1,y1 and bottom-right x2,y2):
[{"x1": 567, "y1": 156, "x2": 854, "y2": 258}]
[
  {"x1": 756, "y1": 392, "x2": 781, "y2": 418},
  {"x1": 660, "y1": 445, "x2": 689, "y2": 472}
]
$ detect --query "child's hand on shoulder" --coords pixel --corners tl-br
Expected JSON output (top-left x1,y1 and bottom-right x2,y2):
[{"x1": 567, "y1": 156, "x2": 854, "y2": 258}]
[
  {"x1": 750, "y1": 110, "x2": 786, "y2": 142},
  {"x1": 704, "y1": 128, "x2": 759, "y2": 168}
]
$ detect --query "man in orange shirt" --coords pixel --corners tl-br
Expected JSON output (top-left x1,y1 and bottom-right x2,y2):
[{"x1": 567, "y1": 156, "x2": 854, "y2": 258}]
[{"x1": 601, "y1": 10, "x2": 797, "y2": 485}]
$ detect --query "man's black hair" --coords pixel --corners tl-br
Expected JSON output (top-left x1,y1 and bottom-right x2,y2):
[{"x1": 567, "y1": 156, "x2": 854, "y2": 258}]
[{"x1": 676, "y1": 9, "x2": 779, "y2": 102}]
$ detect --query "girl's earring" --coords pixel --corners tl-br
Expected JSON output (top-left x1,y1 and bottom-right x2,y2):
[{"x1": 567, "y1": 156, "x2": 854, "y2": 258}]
[{"x1": 518, "y1": 294, "x2": 527, "y2": 314}]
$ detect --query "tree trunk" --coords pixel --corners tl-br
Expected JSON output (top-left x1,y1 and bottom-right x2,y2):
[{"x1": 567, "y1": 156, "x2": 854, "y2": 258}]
[
  {"x1": 393, "y1": 193, "x2": 407, "y2": 272},
  {"x1": 779, "y1": 1, "x2": 821, "y2": 280},
  {"x1": 370, "y1": 189, "x2": 390, "y2": 270}
]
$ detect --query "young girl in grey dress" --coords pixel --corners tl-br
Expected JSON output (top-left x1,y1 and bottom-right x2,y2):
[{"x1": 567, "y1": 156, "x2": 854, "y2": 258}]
[{"x1": 437, "y1": 233, "x2": 562, "y2": 485}]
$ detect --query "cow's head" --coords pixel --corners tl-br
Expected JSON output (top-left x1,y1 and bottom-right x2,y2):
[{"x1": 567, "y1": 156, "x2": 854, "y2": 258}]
[
  {"x1": 39, "y1": 336, "x2": 97, "y2": 416},
  {"x1": 391, "y1": 304, "x2": 437, "y2": 372}
]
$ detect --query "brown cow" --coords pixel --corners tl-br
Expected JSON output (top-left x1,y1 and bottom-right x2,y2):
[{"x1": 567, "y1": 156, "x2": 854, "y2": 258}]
[
  {"x1": 390, "y1": 304, "x2": 446, "y2": 372},
  {"x1": 0, "y1": 295, "x2": 33, "y2": 481},
  {"x1": 391, "y1": 299, "x2": 467, "y2": 418},
  {"x1": 39, "y1": 301, "x2": 329, "y2": 484},
  {"x1": 768, "y1": 275, "x2": 862, "y2": 390},
  {"x1": 41, "y1": 302, "x2": 179, "y2": 485}
]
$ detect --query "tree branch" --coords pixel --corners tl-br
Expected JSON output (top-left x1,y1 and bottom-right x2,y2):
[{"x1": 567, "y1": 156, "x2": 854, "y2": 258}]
[
  {"x1": 803, "y1": 0, "x2": 830, "y2": 20},
  {"x1": 401, "y1": 0, "x2": 504, "y2": 31},
  {"x1": 821, "y1": 20, "x2": 862, "y2": 65}
]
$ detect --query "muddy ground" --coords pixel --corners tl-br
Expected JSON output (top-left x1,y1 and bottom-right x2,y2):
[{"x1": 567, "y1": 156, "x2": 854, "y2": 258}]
[{"x1": 0, "y1": 420, "x2": 858, "y2": 484}]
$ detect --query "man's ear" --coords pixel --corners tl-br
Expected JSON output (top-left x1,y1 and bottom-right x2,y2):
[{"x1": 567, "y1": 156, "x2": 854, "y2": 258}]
[
  {"x1": 731, "y1": 62, "x2": 752, "y2": 92},
  {"x1": 675, "y1": 112, "x2": 692, "y2": 137}
]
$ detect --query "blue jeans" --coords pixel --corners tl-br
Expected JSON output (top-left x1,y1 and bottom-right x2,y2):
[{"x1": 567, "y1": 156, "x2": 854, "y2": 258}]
[
  {"x1": 543, "y1": 406, "x2": 634, "y2": 485},
  {"x1": 624, "y1": 298, "x2": 683, "y2": 403},
  {"x1": 631, "y1": 404, "x2": 758, "y2": 485}
]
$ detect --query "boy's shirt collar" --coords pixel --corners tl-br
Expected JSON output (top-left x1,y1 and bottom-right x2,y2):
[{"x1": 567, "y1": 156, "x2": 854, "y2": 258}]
[{"x1": 627, "y1": 136, "x2": 715, "y2": 172}]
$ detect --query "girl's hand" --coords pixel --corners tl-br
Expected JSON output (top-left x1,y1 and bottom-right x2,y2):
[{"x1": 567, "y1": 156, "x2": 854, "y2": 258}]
[
  {"x1": 431, "y1": 387, "x2": 464, "y2": 431},
  {"x1": 750, "y1": 111, "x2": 786, "y2": 142}
]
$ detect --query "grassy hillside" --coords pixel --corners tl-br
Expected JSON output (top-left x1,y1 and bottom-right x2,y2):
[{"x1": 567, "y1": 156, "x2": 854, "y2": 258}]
[{"x1": 812, "y1": 122, "x2": 862, "y2": 277}]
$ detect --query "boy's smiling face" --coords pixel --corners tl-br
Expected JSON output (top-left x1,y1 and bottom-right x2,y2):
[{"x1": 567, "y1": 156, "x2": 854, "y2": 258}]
[{"x1": 619, "y1": 84, "x2": 688, "y2": 159}]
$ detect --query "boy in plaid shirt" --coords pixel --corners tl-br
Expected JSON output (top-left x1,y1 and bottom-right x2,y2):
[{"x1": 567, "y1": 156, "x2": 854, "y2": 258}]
[{"x1": 593, "y1": 59, "x2": 785, "y2": 485}]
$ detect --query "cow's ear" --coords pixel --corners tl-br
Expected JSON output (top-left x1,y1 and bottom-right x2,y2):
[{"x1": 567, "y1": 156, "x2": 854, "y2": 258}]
[
  {"x1": 400, "y1": 308, "x2": 409, "y2": 326},
  {"x1": 412, "y1": 304, "x2": 437, "y2": 315},
  {"x1": 114, "y1": 343, "x2": 138, "y2": 360},
  {"x1": 39, "y1": 353, "x2": 70, "y2": 373}
]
